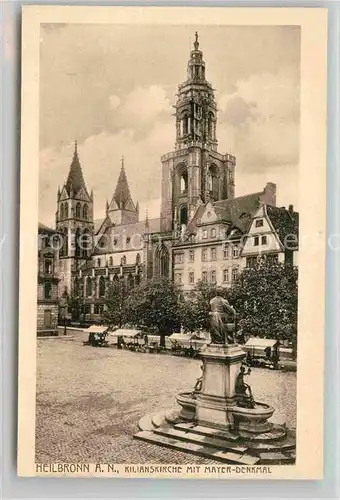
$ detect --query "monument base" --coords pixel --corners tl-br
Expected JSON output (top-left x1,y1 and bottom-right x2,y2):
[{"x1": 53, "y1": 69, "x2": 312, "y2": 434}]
[
  {"x1": 134, "y1": 409, "x2": 296, "y2": 465},
  {"x1": 195, "y1": 343, "x2": 245, "y2": 428},
  {"x1": 134, "y1": 342, "x2": 296, "y2": 465}
]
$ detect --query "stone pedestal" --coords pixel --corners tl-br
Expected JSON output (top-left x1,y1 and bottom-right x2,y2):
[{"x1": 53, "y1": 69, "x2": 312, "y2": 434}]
[
  {"x1": 135, "y1": 342, "x2": 295, "y2": 465},
  {"x1": 195, "y1": 343, "x2": 246, "y2": 428}
]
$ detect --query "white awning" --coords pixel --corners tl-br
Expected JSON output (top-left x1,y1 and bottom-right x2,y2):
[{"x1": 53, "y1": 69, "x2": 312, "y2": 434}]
[
  {"x1": 244, "y1": 337, "x2": 278, "y2": 348},
  {"x1": 169, "y1": 333, "x2": 192, "y2": 342},
  {"x1": 84, "y1": 325, "x2": 109, "y2": 334},
  {"x1": 110, "y1": 328, "x2": 142, "y2": 338}
]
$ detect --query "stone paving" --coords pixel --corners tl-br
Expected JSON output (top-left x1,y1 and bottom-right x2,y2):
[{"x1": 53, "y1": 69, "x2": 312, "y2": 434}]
[{"x1": 36, "y1": 332, "x2": 296, "y2": 464}]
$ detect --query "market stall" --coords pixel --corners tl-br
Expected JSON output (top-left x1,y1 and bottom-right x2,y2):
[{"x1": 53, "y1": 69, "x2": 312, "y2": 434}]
[
  {"x1": 83, "y1": 325, "x2": 110, "y2": 347},
  {"x1": 242, "y1": 337, "x2": 280, "y2": 369}
]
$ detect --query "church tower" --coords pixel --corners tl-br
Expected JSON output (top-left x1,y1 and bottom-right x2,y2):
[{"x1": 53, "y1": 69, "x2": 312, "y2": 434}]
[
  {"x1": 160, "y1": 33, "x2": 236, "y2": 232},
  {"x1": 56, "y1": 141, "x2": 94, "y2": 294},
  {"x1": 106, "y1": 157, "x2": 139, "y2": 225}
]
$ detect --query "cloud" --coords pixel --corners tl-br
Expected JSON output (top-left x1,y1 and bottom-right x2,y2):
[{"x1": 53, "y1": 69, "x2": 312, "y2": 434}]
[
  {"x1": 39, "y1": 91, "x2": 175, "y2": 226},
  {"x1": 108, "y1": 85, "x2": 172, "y2": 138},
  {"x1": 38, "y1": 25, "x2": 300, "y2": 225},
  {"x1": 109, "y1": 94, "x2": 121, "y2": 110},
  {"x1": 219, "y1": 96, "x2": 257, "y2": 126},
  {"x1": 217, "y1": 69, "x2": 300, "y2": 169}
]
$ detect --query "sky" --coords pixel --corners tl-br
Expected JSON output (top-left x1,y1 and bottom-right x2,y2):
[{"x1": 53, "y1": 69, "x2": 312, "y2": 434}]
[{"x1": 39, "y1": 24, "x2": 300, "y2": 226}]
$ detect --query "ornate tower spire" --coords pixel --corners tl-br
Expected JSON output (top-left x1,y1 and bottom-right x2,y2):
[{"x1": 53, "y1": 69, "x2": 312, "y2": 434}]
[
  {"x1": 174, "y1": 33, "x2": 218, "y2": 151},
  {"x1": 194, "y1": 31, "x2": 199, "y2": 50},
  {"x1": 159, "y1": 33, "x2": 236, "y2": 233}
]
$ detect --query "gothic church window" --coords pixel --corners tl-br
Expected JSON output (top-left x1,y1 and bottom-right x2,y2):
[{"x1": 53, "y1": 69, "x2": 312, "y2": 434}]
[
  {"x1": 154, "y1": 245, "x2": 169, "y2": 278},
  {"x1": 75, "y1": 228, "x2": 81, "y2": 257},
  {"x1": 109, "y1": 256, "x2": 113, "y2": 266},
  {"x1": 179, "y1": 205, "x2": 188, "y2": 225},
  {"x1": 121, "y1": 255, "x2": 127, "y2": 265},
  {"x1": 208, "y1": 112, "x2": 214, "y2": 138},
  {"x1": 76, "y1": 202, "x2": 81, "y2": 218},
  {"x1": 180, "y1": 171, "x2": 188, "y2": 193},
  {"x1": 182, "y1": 114, "x2": 189, "y2": 135},
  {"x1": 136, "y1": 253, "x2": 141, "y2": 264},
  {"x1": 64, "y1": 203, "x2": 68, "y2": 219},
  {"x1": 60, "y1": 204, "x2": 64, "y2": 220},
  {"x1": 208, "y1": 165, "x2": 219, "y2": 200},
  {"x1": 60, "y1": 228, "x2": 68, "y2": 257},
  {"x1": 83, "y1": 204, "x2": 88, "y2": 220},
  {"x1": 82, "y1": 229, "x2": 92, "y2": 258}
]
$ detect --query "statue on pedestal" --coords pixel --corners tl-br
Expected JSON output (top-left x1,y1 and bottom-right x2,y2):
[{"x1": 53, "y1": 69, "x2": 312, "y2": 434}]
[
  {"x1": 209, "y1": 292, "x2": 236, "y2": 344},
  {"x1": 235, "y1": 364, "x2": 255, "y2": 408},
  {"x1": 192, "y1": 362, "x2": 205, "y2": 397}
]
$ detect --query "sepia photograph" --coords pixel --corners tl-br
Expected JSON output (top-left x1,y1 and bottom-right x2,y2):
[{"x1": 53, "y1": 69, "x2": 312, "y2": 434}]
[{"x1": 18, "y1": 6, "x2": 327, "y2": 479}]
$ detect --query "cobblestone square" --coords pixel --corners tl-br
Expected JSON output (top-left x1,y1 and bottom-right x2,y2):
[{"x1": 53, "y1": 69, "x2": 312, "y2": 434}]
[{"x1": 36, "y1": 333, "x2": 296, "y2": 464}]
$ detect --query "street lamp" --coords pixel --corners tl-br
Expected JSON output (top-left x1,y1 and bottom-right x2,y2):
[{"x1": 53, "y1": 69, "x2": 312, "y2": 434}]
[{"x1": 59, "y1": 289, "x2": 69, "y2": 336}]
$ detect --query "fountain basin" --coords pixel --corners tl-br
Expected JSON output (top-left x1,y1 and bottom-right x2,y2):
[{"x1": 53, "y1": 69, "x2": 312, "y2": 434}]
[
  {"x1": 176, "y1": 392, "x2": 197, "y2": 420},
  {"x1": 228, "y1": 402, "x2": 277, "y2": 436}
]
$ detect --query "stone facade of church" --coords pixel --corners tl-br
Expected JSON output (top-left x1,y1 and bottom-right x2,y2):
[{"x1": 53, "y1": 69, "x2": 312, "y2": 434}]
[{"x1": 40, "y1": 34, "x2": 299, "y2": 322}]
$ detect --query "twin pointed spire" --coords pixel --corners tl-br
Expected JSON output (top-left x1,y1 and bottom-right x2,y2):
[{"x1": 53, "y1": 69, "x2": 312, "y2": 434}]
[
  {"x1": 65, "y1": 140, "x2": 88, "y2": 196},
  {"x1": 113, "y1": 156, "x2": 132, "y2": 208},
  {"x1": 106, "y1": 155, "x2": 139, "y2": 224}
]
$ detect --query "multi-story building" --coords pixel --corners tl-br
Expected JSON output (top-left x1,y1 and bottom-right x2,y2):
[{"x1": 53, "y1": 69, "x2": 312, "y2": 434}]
[
  {"x1": 37, "y1": 223, "x2": 60, "y2": 334},
  {"x1": 44, "y1": 33, "x2": 299, "y2": 319}
]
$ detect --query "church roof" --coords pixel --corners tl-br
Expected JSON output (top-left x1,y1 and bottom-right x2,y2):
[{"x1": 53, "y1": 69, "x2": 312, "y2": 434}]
[
  {"x1": 93, "y1": 218, "x2": 161, "y2": 255},
  {"x1": 94, "y1": 218, "x2": 106, "y2": 234},
  {"x1": 65, "y1": 141, "x2": 88, "y2": 196},
  {"x1": 38, "y1": 222, "x2": 56, "y2": 234}
]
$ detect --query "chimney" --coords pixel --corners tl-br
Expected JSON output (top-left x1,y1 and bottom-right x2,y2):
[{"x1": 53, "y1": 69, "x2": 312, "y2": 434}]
[
  {"x1": 261, "y1": 182, "x2": 276, "y2": 207},
  {"x1": 288, "y1": 204, "x2": 294, "y2": 215}
]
